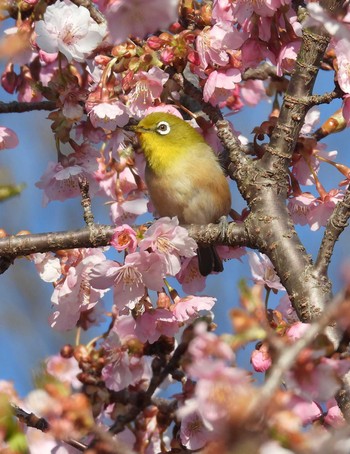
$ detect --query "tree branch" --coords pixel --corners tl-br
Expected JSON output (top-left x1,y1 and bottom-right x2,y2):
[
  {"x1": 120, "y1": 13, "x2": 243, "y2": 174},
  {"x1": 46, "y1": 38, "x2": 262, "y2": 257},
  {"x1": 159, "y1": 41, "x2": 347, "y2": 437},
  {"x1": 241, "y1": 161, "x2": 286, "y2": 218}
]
[
  {"x1": 314, "y1": 185, "x2": 350, "y2": 277},
  {"x1": 109, "y1": 339, "x2": 189, "y2": 435},
  {"x1": 0, "y1": 101, "x2": 57, "y2": 114},
  {"x1": 0, "y1": 221, "x2": 251, "y2": 274}
]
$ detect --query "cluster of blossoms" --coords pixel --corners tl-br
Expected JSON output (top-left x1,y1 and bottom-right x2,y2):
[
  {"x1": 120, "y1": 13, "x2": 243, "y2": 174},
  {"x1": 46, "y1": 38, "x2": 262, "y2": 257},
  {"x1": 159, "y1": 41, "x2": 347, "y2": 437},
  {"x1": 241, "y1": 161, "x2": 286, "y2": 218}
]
[{"x1": 2, "y1": 0, "x2": 350, "y2": 451}]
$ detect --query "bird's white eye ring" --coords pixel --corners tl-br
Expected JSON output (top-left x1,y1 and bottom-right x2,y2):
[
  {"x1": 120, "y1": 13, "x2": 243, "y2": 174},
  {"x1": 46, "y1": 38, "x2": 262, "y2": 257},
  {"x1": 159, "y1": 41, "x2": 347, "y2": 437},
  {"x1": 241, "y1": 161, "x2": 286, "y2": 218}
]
[{"x1": 156, "y1": 121, "x2": 171, "y2": 135}]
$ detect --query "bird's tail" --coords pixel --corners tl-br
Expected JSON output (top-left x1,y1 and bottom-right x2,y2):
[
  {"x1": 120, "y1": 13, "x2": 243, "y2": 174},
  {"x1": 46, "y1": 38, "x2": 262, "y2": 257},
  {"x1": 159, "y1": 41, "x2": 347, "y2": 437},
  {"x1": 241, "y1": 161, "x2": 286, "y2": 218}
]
[{"x1": 197, "y1": 245, "x2": 223, "y2": 276}]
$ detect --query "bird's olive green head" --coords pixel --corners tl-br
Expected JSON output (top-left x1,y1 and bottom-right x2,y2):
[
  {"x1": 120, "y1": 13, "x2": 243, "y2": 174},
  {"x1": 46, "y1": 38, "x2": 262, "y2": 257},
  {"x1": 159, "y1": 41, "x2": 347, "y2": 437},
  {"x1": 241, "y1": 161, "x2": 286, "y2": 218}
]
[{"x1": 132, "y1": 113, "x2": 207, "y2": 172}]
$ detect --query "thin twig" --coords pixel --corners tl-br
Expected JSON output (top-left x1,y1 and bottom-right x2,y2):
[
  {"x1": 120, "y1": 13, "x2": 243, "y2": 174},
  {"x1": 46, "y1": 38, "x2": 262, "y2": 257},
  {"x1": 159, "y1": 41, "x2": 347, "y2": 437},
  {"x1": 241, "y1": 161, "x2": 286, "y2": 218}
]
[
  {"x1": 314, "y1": 185, "x2": 350, "y2": 277},
  {"x1": 79, "y1": 178, "x2": 95, "y2": 227},
  {"x1": 69, "y1": 0, "x2": 106, "y2": 24},
  {"x1": 109, "y1": 340, "x2": 189, "y2": 435},
  {"x1": 248, "y1": 289, "x2": 347, "y2": 414},
  {"x1": 12, "y1": 404, "x2": 88, "y2": 451}
]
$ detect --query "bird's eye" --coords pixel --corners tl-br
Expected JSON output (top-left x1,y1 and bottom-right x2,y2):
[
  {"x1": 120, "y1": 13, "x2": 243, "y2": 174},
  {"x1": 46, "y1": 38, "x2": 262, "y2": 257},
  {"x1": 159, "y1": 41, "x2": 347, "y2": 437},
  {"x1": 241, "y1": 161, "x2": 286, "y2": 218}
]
[{"x1": 156, "y1": 121, "x2": 171, "y2": 135}]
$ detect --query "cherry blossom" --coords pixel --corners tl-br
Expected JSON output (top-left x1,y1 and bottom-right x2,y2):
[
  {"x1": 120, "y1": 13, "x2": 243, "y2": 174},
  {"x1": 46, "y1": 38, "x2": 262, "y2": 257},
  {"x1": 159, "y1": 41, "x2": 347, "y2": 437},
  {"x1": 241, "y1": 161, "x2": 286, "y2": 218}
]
[
  {"x1": 31, "y1": 252, "x2": 61, "y2": 282},
  {"x1": 102, "y1": 330, "x2": 151, "y2": 391},
  {"x1": 110, "y1": 224, "x2": 138, "y2": 253},
  {"x1": 97, "y1": 0, "x2": 178, "y2": 45},
  {"x1": 171, "y1": 295, "x2": 216, "y2": 322},
  {"x1": 247, "y1": 251, "x2": 286, "y2": 291},
  {"x1": 35, "y1": 0, "x2": 107, "y2": 63},
  {"x1": 287, "y1": 395, "x2": 322, "y2": 425},
  {"x1": 324, "y1": 399, "x2": 346, "y2": 428},
  {"x1": 127, "y1": 67, "x2": 169, "y2": 117},
  {"x1": 288, "y1": 192, "x2": 317, "y2": 226},
  {"x1": 251, "y1": 343, "x2": 272, "y2": 372},
  {"x1": 134, "y1": 308, "x2": 179, "y2": 344},
  {"x1": 196, "y1": 23, "x2": 245, "y2": 70},
  {"x1": 49, "y1": 249, "x2": 108, "y2": 330},
  {"x1": 307, "y1": 190, "x2": 344, "y2": 231},
  {"x1": 90, "y1": 251, "x2": 166, "y2": 310},
  {"x1": 203, "y1": 68, "x2": 242, "y2": 105},
  {"x1": 35, "y1": 144, "x2": 100, "y2": 206},
  {"x1": 240, "y1": 79, "x2": 267, "y2": 106},
  {"x1": 89, "y1": 101, "x2": 130, "y2": 130},
  {"x1": 0, "y1": 126, "x2": 18, "y2": 150},
  {"x1": 180, "y1": 411, "x2": 213, "y2": 450},
  {"x1": 46, "y1": 356, "x2": 82, "y2": 389},
  {"x1": 139, "y1": 217, "x2": 197, "y2": 276}
]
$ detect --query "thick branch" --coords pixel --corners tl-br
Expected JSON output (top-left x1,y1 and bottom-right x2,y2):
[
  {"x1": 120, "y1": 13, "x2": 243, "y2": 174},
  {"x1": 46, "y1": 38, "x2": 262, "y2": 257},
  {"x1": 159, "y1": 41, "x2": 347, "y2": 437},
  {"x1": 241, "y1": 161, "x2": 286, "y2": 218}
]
[
  {"x1": 0, "y1": 101, "x2": 57, "y2": 114},
  {"x1": 0, "y1": 222, "x2": 250, "y2": 273},
  {"x1": 262, "y1": 0, "x2": 343, "y2": 170},
  {"x1": 0, "y1": 226, "x2": 115, "y2": 260}
]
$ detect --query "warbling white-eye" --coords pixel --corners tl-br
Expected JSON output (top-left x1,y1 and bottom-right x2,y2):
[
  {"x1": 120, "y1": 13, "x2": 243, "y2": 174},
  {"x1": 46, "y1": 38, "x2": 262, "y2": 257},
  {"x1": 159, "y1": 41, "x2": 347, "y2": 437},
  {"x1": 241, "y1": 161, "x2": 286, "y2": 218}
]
[{"x1": 131, "y1": 112, "x2": 231, "y2": 276}]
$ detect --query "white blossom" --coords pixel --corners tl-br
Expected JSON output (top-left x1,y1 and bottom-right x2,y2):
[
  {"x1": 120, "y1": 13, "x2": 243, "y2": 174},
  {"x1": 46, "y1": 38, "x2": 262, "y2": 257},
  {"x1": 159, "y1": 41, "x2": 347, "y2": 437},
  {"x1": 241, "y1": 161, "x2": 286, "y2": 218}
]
[{"x1": 35, "y1": 0, "x2": 107, "y2": 63}]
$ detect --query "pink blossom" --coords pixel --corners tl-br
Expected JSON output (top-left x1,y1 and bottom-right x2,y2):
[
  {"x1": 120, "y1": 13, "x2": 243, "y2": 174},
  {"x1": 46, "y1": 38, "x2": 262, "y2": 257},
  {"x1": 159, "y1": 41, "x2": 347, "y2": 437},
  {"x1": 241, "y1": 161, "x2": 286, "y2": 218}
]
[
  {"x1": 324, "y1": 399, "x2": 346, "y2": 428},
  {"x1": 97, "y1": 165, "x2": 137, "y2": 198},
  {"x1": 251, "y1": 344, "x2": 272, "y2": 372},
  {"x1": 180, "y1": 411, "x2": 213, "y2": 450},
  {"x1": 203, "y1": 68, "x2": 242, "y2": 105},
  {"x1": 247, "y1": 251, "x2": 285, "y2": 291},
  {"x1": 110, "y1": 194, "x2": 149, "y2": 225},
  {"x1": 128, "y1": 67, "x2": 169, "y2": 117},
  {"x1": 286, "y1": 357, "x2": 350, "y2": 402},
  {"x1": 307, "y1": 190, "x2": 344, "y2": 231},
  {"x1": 231, "y1": 0, "x2": 287, "y2": 24},
  {"x1": 89, "y1": 101, "x2": 129, "y2": 130},
  {"x1": 0, "y1": 126, "x2": 18, "y2": 150},
  {"x1": 98, "y1": 0, "x2": 178, "y2": 45},
  {"x1": 292, "y1": 146, "x2": 337, "y2": 186},
  {"x1": 35, "y1": 144, "x2": 99, "y2": 206},
  {"x1": 134, "y1": 308, "x2": 179, "y2": 344},
  {"x1": 139, "y1": 217, "x2": 197, "y2": 276},
  {"x1": 46, "y1": 356, "x2": 81, "y2": 389},
  {"x1": 176, "y1": 257, "x2": 207, "y2": 294},
  {"x1": 181, "y1": 367, "x2": 252, "y2": 429},
  {"x1": 35, "y1": 0, "x2": 107, "y2": 63},
  {"x1": 287, "y1": 395, "x2": 322, "y2": 425},
  {"x1": 212, "y1": 0, "x2": 234, "y2": 23},
  {"x1": 31, "y1": 252, "x2": 61, "y2": 282},
  {"x1": 102, "y1": 330, "x2": 151, "y2": 391},
  {"x1": 288, "y1": 192, "x2": 317, "y2": 226},
  {"x1": 187, "y1": 322, "x2": 235, "y2": 379},
  {"x1": 286, "y1": 322, "x2": 310, "y2": 342},
  {"x1": 171, "y1": 295, "x2": 216, "y2": 322},
  {"x1": 240, "y1": 79, "x2": 266, "y2": 106},
  {"x1": 276, "y1": 41, "x2": 301, "y2": 76},
  {"x1": 50, "y1": 249, "x2": 108, "y2": 330},
  {"x1": 304, "y1": 3, "x2": 350, "y2": 42},
  {"x1": 90, "y1": 251, "x2": 166, "y2": 310},
  {"x1": 112, "y1": 313, "x2": 138, "y2": 341},
  {"x1": 342, "y1": 95, "x2": 350, "y2": 125},
  {"x1": 145, "y1": 105, "x2": 182, "y2": 118},
  {"x1": 196, "y1": 23, "x2": 245, "y2": 69},
  {"x1": 334, "y1": 39, "x2": 350, "y2": 94},
  {"x1": 111, "y1": 224, "x2": 138, "y2": 253},
  {"x1": 241, "y1": 38, "x2": 276, "y2": 71},
  {"x1": 276, "y1": 294, "x2": 299, "y2": 323},
  {"x1": 300, "y1": 108, "x2": 321, "y2": 135}
]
